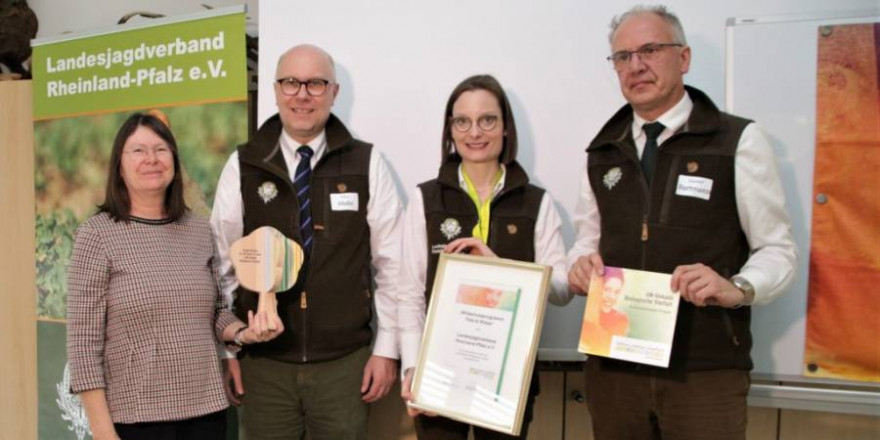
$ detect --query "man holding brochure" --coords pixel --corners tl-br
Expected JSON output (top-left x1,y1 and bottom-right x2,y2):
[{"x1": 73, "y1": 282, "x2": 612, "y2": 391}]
[{"x1": 566, "y1": 5, "x2": 796, "y2": 439}]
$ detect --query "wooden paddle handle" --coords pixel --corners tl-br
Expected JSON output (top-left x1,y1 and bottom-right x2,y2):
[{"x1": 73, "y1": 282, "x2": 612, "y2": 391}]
[{"x1": 257, "y1": 291, "x2": 279, "y2": 331}]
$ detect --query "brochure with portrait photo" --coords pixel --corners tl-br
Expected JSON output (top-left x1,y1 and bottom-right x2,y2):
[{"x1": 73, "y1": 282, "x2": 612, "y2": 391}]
[{"x1": 578, "y1": 267, "x2": 680, "y2": 367}]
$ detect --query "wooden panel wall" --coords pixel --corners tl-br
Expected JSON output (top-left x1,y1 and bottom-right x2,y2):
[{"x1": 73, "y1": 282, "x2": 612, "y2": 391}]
[
  {"x1": 363, "y1": 371, "x2": 880, "y2": 440},
  {"x1": 0, "y1": 80, "x2": 37, "y2": 440},
  {"x1": 780, "y1": 410, "x2": 880, "y2": 440}
]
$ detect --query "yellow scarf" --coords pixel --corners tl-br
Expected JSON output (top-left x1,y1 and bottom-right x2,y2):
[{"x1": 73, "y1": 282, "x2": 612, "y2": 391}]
[{"x1": 462, "y1": 166, "x2": 503, "y2": 244}]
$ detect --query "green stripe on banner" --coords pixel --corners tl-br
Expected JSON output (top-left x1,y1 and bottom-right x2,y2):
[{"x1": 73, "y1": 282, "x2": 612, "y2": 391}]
[{"x1": 32, "y1": 11, "x2": 246, "y2": 120}]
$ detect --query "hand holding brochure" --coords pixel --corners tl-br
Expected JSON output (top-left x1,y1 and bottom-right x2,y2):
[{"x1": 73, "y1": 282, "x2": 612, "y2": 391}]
[{"x1": 578, "y1": 267, "x2": 680, "y2": 367}]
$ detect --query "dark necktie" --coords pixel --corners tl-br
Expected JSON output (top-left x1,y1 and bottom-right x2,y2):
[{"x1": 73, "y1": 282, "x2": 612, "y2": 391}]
[
  {"x1": 640, "y1": 122, "x2": 665, "y2": 185},
  {"x1": 293, "y1": 145, "x2": 314, "y2": 254}
]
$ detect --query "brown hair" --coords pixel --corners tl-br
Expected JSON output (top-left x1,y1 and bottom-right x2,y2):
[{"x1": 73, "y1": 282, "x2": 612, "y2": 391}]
[
  {"x1": 441, "y1": 74, "x2": 518, "y2": 165},
  {"x1": 98, "y1": 111, "x2": 187, "y2": 222}
]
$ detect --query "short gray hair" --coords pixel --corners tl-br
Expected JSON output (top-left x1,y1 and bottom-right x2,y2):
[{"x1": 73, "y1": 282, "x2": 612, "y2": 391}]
[{"x1": 608, "y1": 5, "x2": 687, "y2": 46}]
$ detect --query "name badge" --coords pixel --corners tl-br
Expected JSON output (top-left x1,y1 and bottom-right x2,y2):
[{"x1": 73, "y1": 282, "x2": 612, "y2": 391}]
[
  {"x1": 330, "y1": 193, "x2": 359, "y2": 211},
  {"x1": 675, "y1": 175, "x2": 713, "y2": 201}
]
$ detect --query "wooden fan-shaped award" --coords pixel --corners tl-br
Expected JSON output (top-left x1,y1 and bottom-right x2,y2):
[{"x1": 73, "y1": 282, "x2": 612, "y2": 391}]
[{"x1": 230, "y1": 226, "x2": 305, "y2": 330}]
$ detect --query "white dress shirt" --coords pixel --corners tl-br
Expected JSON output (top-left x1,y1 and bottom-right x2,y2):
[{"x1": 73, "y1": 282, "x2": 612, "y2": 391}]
[
  {"x1": 398, "y1": 165, "x2": 569, "y2": 373},
  {"x1": 567, "y1": 92, "x2": 796, "y2": 306},
  {"x1": 211, "y1": 127, "x2": 404, "y2": 360}
]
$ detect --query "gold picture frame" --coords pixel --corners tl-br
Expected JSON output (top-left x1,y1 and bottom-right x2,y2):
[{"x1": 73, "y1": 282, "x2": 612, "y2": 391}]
[{"x1": 408, "y1": 253, "x2": 551, "y2": 436}]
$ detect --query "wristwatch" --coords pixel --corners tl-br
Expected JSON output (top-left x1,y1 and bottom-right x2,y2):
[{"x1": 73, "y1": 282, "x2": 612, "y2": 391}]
[
  {"x1": 233, "y1": 325, "x2": 248, "y2": 347},
  {"x1": 730, "y1": 275, "x2": 755, "y2": 308}
]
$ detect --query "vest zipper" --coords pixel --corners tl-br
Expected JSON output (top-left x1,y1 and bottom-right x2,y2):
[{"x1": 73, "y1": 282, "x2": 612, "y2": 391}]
[
  {"x1": 641, "y1": 214, "x2": 649, "y2": 270},
  {"x1": 609, "y1": 138, "x2": 654, "y2": 270},
  {"x1": 295, "y1": 152, "x2": 332, "y2": 364},
  {"x1": 302, "y1": 293, "x2": 309, "y2": 362},
  {"x1": 721, "y1": 310, "x2": 741, "y2": 347},
  {"x1": 640, "y1": 160, "x2": 651, "y2": 271}
]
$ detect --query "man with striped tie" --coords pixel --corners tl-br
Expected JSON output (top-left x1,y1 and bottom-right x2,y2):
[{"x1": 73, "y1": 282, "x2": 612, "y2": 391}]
[{"x1": 211, "y1": 44, "x2": 405, "y2": 440}]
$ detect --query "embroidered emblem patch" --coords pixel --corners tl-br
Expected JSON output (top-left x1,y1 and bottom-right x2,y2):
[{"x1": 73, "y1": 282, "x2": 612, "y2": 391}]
[
  {"x1": 440, "y1": 218, "x2": 462, "y2": 240},
  {"x1": 57, "y1": 363, "x2": 90, "y2": 440},
  {"x1": 507, "y1": 224, "x2": 518, "y2": 235},
  {"x1": 603, "y1": 167, "x2": 622, "y2": 190},
  {"x1": 687, "y1": 161, "x2": 699, "y2": 173},
  {"x1": 257, "y1": 181, "x2": 278, "y2": 203}
]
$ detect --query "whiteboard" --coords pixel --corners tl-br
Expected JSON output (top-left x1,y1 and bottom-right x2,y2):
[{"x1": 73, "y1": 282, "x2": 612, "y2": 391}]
[
  {"x1": 259, "y1": 0, "x2": 880, "y2": 368},
  {"x1": 726, "y1": 10, "x2": 880, "y2": 380}
]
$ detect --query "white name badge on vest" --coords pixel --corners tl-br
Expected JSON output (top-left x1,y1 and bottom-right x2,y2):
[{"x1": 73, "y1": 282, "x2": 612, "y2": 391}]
[
  {"x1": 675, "y1": 175, "x2": 713, "y2": 201},
  {"x1": 330, "y1": 192, "x2": 359, "y2": 211}
]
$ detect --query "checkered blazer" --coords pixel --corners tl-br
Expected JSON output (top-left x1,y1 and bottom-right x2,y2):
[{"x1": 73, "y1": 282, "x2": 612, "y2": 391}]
[{"x1": 66, "y1": 212, "x2": 241, "y2": 423}]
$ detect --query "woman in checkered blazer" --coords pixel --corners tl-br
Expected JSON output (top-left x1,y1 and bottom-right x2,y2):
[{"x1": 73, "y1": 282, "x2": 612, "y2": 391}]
[{"x1": 66, "y1": 111, "x2": 283, "y2": 440}]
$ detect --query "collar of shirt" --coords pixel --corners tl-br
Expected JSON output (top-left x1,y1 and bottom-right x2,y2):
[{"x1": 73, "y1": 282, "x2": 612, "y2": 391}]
[
  {"x1": 630, "y1": 91, "x2": 694, "y2": 156},
  {"x1": 457, "y1": 163, "x2": 507, "y2": 197},
  {"x1": 279, "y1": 129, "x2": 328, "y2": 174}
]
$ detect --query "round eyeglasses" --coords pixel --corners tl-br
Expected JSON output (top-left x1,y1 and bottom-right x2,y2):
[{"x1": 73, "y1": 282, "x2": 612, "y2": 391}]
[
  {"x1": 276, "y1": 77, "x2": 334, "y2": 97},
  {"x1": 450, "y1": 114, "x2": 501, "y2": 133}
]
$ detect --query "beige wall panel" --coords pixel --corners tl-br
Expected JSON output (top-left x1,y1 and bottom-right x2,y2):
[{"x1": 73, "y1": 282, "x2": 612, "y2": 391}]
[
  {"x1": 0, "y1": 80, "x2": 37, "y2": 440},
  {"x1": 747, "y1": 407, "x2": 779, "y2": 440},
  {"x1": 780, "y1": 410, "x2": 880, "y2": 440},
  {"x1": 565, "y1": 370, "x2": 594, "y2": 440},
  {"x1": 368, "y1": 379, "x2": 417, "y2": 440},
  {"x1": 527, "y1": 371, "x2": 564, "y2": 440}
]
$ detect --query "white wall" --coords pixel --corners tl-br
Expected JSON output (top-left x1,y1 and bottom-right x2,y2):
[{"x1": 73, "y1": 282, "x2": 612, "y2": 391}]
[{"x1": 258, "y1": 0, "x2": 880, "y2": 371}]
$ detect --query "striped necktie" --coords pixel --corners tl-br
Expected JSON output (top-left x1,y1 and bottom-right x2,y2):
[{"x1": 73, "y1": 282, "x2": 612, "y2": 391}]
[
  {"x1": 640, "y1": 122, "x2": 665, "y2": 185},
  {"x1": 294, "y1": 145, "x2": 314, "y2": 254}
]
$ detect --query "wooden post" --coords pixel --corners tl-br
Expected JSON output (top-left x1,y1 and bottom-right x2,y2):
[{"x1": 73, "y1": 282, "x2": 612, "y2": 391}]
[{"x1": 0, "y1": 79, "x2": 37, "y2": 440}]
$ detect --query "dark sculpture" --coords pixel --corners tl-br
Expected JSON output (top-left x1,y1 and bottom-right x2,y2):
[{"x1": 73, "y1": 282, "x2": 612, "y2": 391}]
[{"x1": 0, "y1": 0, "x2": 39, "y2": 79}]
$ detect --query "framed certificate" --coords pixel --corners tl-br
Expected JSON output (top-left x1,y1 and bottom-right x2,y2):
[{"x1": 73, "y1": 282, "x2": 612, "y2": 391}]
[{"x1": 409, "y1": 253, "x2": 551, "y2": 436}]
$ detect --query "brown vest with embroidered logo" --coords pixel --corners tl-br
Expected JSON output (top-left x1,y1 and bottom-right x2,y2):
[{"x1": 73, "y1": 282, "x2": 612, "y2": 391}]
[
  {"x1": 419, "y1": 159, "x2": 544, "y2": 301},
  {"x1": 587, "y1": 86, "x2": 753, "y2": 372},
  {"x1": 236, "y1": 114, "x2": 373, "y2": 363}
]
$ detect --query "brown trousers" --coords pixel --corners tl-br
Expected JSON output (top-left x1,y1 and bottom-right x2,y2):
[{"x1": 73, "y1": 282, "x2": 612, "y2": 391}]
[{"x1": 584, "y1": 358, "x2": 749, "y2": 440}]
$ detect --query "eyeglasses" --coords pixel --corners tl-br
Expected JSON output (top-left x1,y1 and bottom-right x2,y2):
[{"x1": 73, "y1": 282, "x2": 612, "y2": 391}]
[
  {"x1": 123, "y1": 144, "x2": 172, "y2": 160},
  {"x1": 607, "y1": 43, "x2": 684, "y2": 70},
  {"x1": 276, "y1": 77, "x2": 334, "y2": 96},
  {"x1": 450, "y1": 114, "x2": 501, "y2": 133}
]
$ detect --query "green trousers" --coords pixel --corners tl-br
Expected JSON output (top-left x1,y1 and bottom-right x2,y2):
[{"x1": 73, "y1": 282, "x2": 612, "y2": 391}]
[{"x1": 239, "y1": 346, "x2": 371, "y2": 440}]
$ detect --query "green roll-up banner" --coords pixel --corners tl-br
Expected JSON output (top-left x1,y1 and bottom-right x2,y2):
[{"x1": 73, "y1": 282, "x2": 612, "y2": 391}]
[{"x1": 33, "y1": 8, "x2": 246, "y2": 120}]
